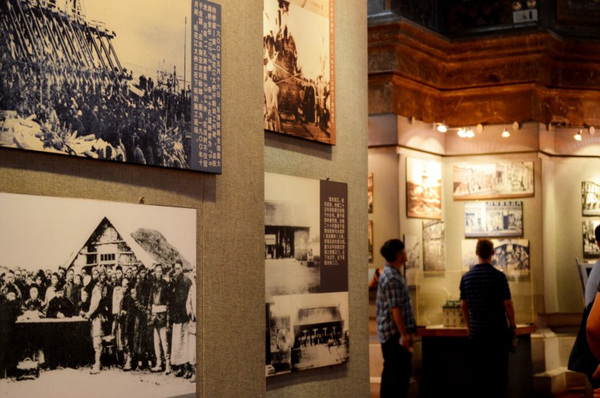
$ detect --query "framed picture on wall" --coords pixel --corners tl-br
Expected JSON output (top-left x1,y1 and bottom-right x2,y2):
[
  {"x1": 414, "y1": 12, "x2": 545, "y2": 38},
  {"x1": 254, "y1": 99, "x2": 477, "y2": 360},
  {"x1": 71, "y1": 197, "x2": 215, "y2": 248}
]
[
  {"x1": 0, "y1": 0, "x2": 222, "y2": 173},
  {"x1": 582, "y1": 181, "x2": 600, "y2": 216},
  {"x1": 453, "y1": 161, "x2": 534, "y2": 200},
  {"x1": 462, "y1": 238, "x2": 530, "y2": 277},
  {"x1": 264, "y1": 172, "x2": 349, "y2": 376},
  {"x1": 464, "y1": 201, "x2": 523, "y2": 238},
  {"x1": 0, "y1": 192, "x2": 197, "y2": 397},
  {"x1": 406, "y1": 158, "x2": 442, "y2": 219},
  {"x1": 368, "y1": 172, "x2": 374, "y2": 213},
  {"x1": 423, "y1": 220, "x2": 445, "y2": 272},
  {"x1": 583, "y1": 220, "x2": 600, "y2": 258},
  {"x1": 263, "y1": 0, "x2": 335, "y2": 144}
]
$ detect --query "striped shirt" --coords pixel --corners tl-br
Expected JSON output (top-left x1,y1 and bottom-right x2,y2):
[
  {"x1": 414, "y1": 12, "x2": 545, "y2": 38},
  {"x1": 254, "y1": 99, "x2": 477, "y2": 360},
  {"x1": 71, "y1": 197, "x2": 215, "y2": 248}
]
[
  {"x1": 460, "y1": 263, "x2": 512, "y2": 339},
  {"x1": 376, "y1": 264, "x2": 416, "y2": 343}
]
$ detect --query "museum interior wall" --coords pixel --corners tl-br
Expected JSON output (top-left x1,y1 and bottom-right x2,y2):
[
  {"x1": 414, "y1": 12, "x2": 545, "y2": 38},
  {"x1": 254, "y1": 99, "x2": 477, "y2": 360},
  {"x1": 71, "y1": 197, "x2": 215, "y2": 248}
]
[
  {"x1": 368, "y1": 116, "x2": 600, "y2": 320},
  {"x1": 0, "y1": 0, "x2": 370, "y2": 397}
]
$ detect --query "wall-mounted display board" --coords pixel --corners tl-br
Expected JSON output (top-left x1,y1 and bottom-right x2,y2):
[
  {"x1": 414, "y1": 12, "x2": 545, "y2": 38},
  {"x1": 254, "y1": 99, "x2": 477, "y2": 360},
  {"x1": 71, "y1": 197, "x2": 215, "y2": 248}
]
[
  {"x1": 264, "y1": 172, "x2": 348, "y2": 376},
  {"x1": 263, "y1": 0, "x2": 336, "y2": 144},
  {"x1": 0, "y1": 0, "x2": 221, "y2": 173},
  {"x1": 464, "y1": 201, "x2": 523, "y2": 238},
  {"x1": 406, "y1": 158, "x2": 442, "y2": 219},
  {"x1": 453, "y1": 161, "x2": 534, "y2": 200},
  {"x1": 462, "y1": 238, "x2": 530, "y2": 278},
  {"x1": 582, "y1": 181, "x2": 600, "y2": 216},
  {"x1": 0, "y1": 192, "x2": 196, "y2": 397},
  {"x1": 583, "y1": 220, "x2": 600, "y2": 258},
  {"x1": 423, "y1": 220, "x2": 445, "y2": 272}
]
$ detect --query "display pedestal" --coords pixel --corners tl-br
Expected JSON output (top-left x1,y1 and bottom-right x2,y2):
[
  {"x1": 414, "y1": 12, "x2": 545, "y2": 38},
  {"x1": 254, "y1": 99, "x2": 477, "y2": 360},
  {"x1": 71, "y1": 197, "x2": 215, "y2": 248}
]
[{"x1": 417, "y1": 325, "x2": 535, "y2": 398}]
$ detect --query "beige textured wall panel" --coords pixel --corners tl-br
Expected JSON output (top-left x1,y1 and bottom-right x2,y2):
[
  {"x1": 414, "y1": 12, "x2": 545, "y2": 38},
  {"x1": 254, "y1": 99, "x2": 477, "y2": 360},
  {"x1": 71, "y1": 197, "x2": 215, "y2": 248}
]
[{"x1": 265, "y1": 0, "x2": 369, "y2": 397}]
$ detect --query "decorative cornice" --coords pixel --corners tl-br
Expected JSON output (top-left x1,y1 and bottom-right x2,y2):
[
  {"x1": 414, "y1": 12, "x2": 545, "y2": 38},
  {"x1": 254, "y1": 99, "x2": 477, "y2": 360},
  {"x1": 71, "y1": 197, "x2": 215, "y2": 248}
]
[{"x1": 368, "y1": 19, "x2": 600, "y2": 127}]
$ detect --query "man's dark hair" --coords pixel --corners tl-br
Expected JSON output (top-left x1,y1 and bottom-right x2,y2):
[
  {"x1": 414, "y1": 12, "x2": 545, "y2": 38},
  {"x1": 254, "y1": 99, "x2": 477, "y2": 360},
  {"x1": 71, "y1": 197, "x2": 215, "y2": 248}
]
[
  {"x1": 595, "y1": 225, "x2": 600, "y2": 244},
  {"x1": 476, "y1": 239, "x2": 494, "y2": 260},
  {"x1": 380, "y1": 239, "x2": 405, "y2": 263}
]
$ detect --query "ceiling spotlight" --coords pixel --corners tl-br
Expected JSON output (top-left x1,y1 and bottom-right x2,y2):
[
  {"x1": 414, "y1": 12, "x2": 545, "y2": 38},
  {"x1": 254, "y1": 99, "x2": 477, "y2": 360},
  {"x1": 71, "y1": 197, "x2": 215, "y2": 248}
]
[
  {"x1": 466, "y1": 128, "x2": 475, "y2": 138},
  {"x1": 457, "y1": 128, "x2": 466, "y2": 138},
  {"x1": 574, "y1": 129, "x2": 582, "y2": 141},
  {"x1": 590, "y1": 126, "x2": 596, "y2": 136},
  {"x1": 436, "y1": 123, "x2": 447, "y2": 133},
  {"x1": 502, "y1": 128, "x2": 510, "y2": 138}
]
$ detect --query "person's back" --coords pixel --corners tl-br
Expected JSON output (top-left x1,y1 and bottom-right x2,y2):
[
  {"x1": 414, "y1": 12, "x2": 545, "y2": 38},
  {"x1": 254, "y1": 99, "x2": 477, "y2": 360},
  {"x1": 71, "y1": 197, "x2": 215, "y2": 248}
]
[{"x1": 460, "y1": 263, "x2": 510, "y2": 339}]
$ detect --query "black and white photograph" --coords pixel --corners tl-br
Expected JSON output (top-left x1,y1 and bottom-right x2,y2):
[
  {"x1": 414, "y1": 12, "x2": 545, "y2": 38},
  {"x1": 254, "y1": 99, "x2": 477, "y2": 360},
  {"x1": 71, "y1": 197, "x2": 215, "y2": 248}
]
[
  {"x1": 462, "y1": 238, "x2": 530, "y2": 276},
  {"x1": 264, "y1": 172, "x2": 349, "y2": 376},
  {"x1": 582, "y1": 181, "x2": 600, "y2": 216},
  {"x1": 265, "y1": 173, "x2": 321, "y2": 297},
  {"x1": 453, "y1": 161, "x2": 534, "y2": 200},
  {"x1": 464, "y1": 201, "x2": 523, "y2": 238},
  {"x1": 403, "y1": 234, "x2": 420, "y2": 287},
  {"x1": 263, "y1": 0, "x2": 335, "y2": 144},
  {"x1": 406, "y1": 158, "x2": 442, "y2": 219},
  {"x1": 583, "y1": 220, "x2": 600, "y2": 258},
  {"x1": 265, "y1": 292, "x2": 349, "y2": 376},
  {"x1": 0, "y1": 192, "x2": 197, "y2": 398},
  {"x1": 423, "y1": 220, "x2": 445, "y2": 272},
  {"x1": 0, "y1": 0, "x2": 222, "y2": 173}
]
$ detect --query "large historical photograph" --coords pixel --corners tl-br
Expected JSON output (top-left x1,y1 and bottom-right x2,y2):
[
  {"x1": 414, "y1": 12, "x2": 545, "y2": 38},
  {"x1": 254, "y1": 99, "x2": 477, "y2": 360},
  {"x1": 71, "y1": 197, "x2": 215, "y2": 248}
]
[
  {"x1": 453, "y1": 161, "x2": 534, "y2": 200},
  {"x1": 583, "y1": 181, "x2": 600, "y2": 216},
  {"x1": 406, "y1": 158, "x2": 442, "y2": 219},
  {"x1": 464, "y1": 201, "x2": 523, "y2": 238},
  {"x1": 263, "y1": 0, "x2": 335, "y2": 144},
  {"x1": 462, "y1": 238, "x2": 530, "y2": 277},
  {"x1": 0, "y1": 193, "x2": 197, "y2": 397},
  {"x1": 264, "y1": 173, "x2": 349, "y2": 376},
  {"x1": 423, "y1": 220, "x2": 445, "y2": 272},
  {"x1": 0, "y1": 0, "x2": 221, "y2": 172},
  {"x1": 583, "y1": 220, "x2": 600, "y2": 258}
]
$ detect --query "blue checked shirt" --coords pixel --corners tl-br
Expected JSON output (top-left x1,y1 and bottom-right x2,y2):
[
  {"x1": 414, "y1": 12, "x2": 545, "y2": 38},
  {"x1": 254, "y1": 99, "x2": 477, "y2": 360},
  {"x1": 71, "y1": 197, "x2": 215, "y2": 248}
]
[{"x1": 376, "y1": 264, "x2": 416, "y2": 343}]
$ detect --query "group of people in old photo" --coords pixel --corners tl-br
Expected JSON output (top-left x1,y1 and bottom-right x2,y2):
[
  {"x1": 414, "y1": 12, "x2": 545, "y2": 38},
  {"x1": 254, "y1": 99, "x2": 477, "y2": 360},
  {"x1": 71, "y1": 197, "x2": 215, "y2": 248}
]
[{"x1": 0, "y1": 261, "x2": 196, "y2": 382}]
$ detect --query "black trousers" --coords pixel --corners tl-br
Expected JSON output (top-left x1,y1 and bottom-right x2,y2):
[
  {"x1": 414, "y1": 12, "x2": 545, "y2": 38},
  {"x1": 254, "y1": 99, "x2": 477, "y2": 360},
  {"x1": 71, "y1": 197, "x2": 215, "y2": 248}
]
[
  {"x1": 467, "y1": 336, "x2": 509, "y2": 398},
  {"x1": 380, "y1": 335, "x2": 412, "y2": 398}
]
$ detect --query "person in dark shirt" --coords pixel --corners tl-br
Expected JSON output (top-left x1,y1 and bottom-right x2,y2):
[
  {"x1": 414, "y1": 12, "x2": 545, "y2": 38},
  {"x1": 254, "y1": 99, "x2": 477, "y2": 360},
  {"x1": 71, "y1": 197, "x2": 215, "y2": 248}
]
[
  {"x1": 460, "y1": 239, "x2": 516, "y2": 398},
  {"x1": 46, "y1": 282, "x2": 76, "y2": 318},
  {"x1": 0, "y1": 291, "x2": 21, "y2": 378}
]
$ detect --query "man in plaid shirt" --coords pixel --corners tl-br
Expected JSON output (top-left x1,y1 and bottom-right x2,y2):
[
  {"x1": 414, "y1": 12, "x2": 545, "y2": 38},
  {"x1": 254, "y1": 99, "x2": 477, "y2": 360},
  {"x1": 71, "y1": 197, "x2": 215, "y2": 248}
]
[{"x1": 376, "y1": 239, "x2": 416, "y2": 398}]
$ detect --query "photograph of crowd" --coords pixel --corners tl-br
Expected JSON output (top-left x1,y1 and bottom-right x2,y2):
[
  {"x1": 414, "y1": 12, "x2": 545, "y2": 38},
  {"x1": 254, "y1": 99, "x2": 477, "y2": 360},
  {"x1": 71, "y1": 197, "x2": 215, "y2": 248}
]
[
  {"x1": 0, "y1": 192, "x2": 197, "y2": 397},
  {"x1": 453, "y1": 161, "x2": 535, "y2": 200},
  {"x1": 0, "y1": 0, "x2": 214, "y2": 171},
  {"x1": 583, "y1": 181, "x2": 600, "y2": 216},
  {"x1": 406, "y1": 157, "x2": 442, "y2": 220},
  {"x1": 263, "y1": 0, "x2": 335, "y2": 144},
  {"x1": 464, "y1": 201, "x2": 523, "y2": 238}
]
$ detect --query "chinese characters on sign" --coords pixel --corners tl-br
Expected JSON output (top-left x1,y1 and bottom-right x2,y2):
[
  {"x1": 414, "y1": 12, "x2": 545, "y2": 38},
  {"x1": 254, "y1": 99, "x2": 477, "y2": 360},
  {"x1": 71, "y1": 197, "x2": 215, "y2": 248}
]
[
  {"x1": 322, "y1": 196, "x2": 346, "y2": 266},
  {"x1": 192, "y1": 0, "x2": 222, "y2": 173}
]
